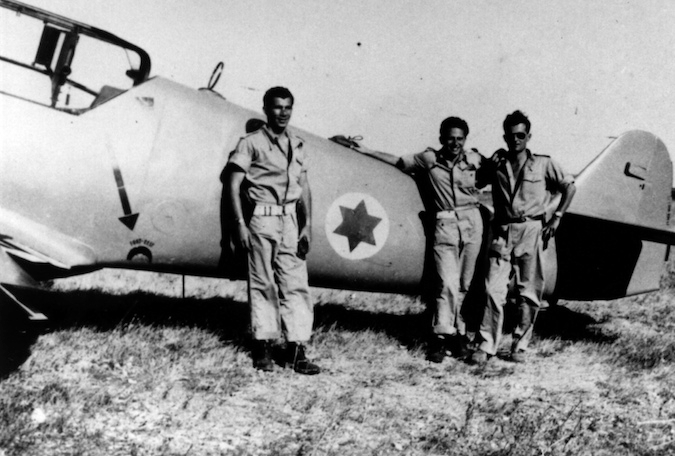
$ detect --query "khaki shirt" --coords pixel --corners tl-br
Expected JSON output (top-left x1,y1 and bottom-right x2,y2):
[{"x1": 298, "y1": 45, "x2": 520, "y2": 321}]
[
  {"x1": 490, "y1": 149, "x2": 573, "y2": 223},
  {"x1": 399, "y1": 147, "x2": 488, "y2": 212},
  {"x1": 228, "y1": 125, "x2": 308, "y2": 205}
]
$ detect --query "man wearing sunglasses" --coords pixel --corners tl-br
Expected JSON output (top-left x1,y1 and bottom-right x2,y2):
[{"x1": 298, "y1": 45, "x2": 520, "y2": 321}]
[{"x1": 471, "y1": 110, "x2": 575, "y2": 365}]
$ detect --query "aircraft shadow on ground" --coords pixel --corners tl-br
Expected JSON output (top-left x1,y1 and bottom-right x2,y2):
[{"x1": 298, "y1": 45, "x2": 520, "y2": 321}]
[
  {"x1": 313, "y1": 303, "x2": 430, "y2": 348},
  {"x1": 0, "y1": 287, "x2": 614, "y2": 377},
  {"x1": 534, "y1": 304, "x2": 616, "y2": 343},
  {"x1": 314, "y1": 301, "x2": 615, "y2": 349}
]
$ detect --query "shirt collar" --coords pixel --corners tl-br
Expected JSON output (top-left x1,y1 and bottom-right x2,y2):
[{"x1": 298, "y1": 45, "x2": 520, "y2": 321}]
[
  {"x1": 261, "y1": 124, "x2": 304, "y2": 150},
  {"x1": 523, "y1": 149, "x2": 535, "y2": 170},
  {"x1": 437, "y1": 147, "x2": 466, "y2": 165},
  {"x1": 497, "y1": 148, "x2": 534, "y2": 167}
]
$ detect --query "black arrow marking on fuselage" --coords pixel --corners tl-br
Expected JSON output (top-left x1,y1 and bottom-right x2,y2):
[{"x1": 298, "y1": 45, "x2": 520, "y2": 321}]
[{"x1": 113, "y1": 166, "x2": 139, "y2": 230}]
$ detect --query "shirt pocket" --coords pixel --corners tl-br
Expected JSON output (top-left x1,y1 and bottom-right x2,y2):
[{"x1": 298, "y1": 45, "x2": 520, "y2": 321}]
[
  {"x1": 289, "y1": 151, "x2": 306, "y2": 182},
  {"x1": 454, "y1": 163, "x2": 477, "y2": 189},
  {"x1": 520, "y1": 169, "x2": 545, "y2": 201},
  {"x1": 294, "y1": 151, "x2": 305, "y2": 168}
]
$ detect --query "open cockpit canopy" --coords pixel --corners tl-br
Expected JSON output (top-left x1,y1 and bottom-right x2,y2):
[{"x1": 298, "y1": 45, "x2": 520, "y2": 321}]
[{"x1": 0, "y1": 0, "x2": 151, "y2": 113}]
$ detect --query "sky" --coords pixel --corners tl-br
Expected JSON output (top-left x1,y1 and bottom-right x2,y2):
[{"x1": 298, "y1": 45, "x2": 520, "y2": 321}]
[{"x1": 6, "y1": 0, "x2": 675, "y2": 176}]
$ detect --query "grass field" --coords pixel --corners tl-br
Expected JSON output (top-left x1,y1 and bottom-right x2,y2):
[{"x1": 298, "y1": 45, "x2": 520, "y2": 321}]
[{"x1": 1, "y1": 267, "x2": 675, "y2": 455}]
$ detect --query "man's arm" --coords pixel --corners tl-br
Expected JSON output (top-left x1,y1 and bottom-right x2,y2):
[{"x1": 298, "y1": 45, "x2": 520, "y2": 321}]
[
  {"x1": 475, "y1": 150, "x2": 495, "y2": 189},
  {"x1": 542, "y1": 181, "x2": 576, "y2": 244},
  {"x1": 353, "y1": 144, "x2": 403, "y2": 168},
  {"x1": 226, "y1": 166, "x2": 251, "y2": 251},
  {"x1": 297, "y1": 171, "x2": 312, "y2": 258}
]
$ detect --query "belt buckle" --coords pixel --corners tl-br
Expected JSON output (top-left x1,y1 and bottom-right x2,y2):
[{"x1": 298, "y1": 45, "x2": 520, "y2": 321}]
[{"x1": 283, "y1": 203, "x2": 294, "y2": 215}]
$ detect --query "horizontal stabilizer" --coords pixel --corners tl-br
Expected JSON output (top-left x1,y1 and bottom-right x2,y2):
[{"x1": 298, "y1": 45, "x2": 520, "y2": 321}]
[
  {"x1": 569, "y1": 130, "x2": 675, "y2": 243},
  {"x1": 0, "y1": 237, "x2": 70, "y2": 269},
  {"x1": 0, "y1": 206, "x2": 96, "y2": 285}
]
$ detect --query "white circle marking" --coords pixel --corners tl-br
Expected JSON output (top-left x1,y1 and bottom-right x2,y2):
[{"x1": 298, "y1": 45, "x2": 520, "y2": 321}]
[{"x1": 324, "y1": 192, "x2": 390, "y2": 260}]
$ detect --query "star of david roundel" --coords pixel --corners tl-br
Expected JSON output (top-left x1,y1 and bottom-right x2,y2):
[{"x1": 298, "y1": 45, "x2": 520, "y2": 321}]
[{"x1": 325, "y1": 193, "x2": 390, "y2": 260}]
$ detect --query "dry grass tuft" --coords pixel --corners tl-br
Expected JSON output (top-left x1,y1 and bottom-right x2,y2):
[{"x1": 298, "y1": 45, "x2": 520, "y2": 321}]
[{"x1": 0, "y1": 267, "x2": 675, "y2": 454}]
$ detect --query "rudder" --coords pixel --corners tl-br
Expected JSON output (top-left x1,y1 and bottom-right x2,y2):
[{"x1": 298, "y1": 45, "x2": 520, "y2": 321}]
[{"x1": 569, "y1": 130, "x2": 672, "y2": 231}]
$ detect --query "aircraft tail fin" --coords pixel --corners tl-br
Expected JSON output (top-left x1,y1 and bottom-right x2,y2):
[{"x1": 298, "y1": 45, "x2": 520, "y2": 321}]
[
  {"x1": 555, "y1": 130, "x2": 674, "y2": 299},
  {"x1": 568, "y1": 130, "x2": 675, "y2": 242}
]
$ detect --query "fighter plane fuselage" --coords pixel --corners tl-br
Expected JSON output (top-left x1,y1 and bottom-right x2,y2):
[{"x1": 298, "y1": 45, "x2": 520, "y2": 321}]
[
  {"x1": 1, "y1": 77, "x2": 430, "y2": 293},
  {"x1": 1, "y1": 0, "x2": 674, "y2": 310}
]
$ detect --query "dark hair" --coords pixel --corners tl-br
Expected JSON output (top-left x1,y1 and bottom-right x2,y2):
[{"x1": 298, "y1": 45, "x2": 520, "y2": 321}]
[
  {"x1": 263, "y1": 86, "x2": 294, "y2": 109},
  {"x1": 439, "y1": 116, "x2": 469, "y2": 139},
  {"x1": 503, "y1": 110, "x2": 531, "y2": 133}
]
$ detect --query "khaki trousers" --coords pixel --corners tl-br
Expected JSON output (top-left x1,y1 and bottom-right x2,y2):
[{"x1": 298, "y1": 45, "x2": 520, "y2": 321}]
[
  {"x1": 431, "y1": 207, "x2": 483, "y2": 336},
  {"x1": 479, "y1": 220, "x2": 544, "y2": 355},
  {"x1": 247, "y1": 213, "x2": 313, "y2": 342}
]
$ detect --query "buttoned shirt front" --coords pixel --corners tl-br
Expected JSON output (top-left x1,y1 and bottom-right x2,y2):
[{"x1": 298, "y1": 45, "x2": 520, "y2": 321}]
[
  {"x1": 490, "y1": 149, "x2": 572, "y2": 223},
  {"x1": 228, "y1": 125, "x2": 308, "y2": 205},
  {"x1": 399, "y1": 147, "x2": 487, "y2": 212}
]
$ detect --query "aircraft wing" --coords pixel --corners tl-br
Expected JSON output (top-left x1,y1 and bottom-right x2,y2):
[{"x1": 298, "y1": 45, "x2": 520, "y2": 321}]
[{"x1": 0, "y1": 206, "x2": 96, "y2": 287}]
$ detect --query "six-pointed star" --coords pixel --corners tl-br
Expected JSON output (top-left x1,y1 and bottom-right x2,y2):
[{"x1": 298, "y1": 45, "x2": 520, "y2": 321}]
[{"x1": 333, "y1": 200, "x2": 382, "y2": 252}]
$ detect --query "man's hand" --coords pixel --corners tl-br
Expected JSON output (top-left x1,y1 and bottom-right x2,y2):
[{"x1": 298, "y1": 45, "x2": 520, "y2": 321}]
[
  {"x1": 234, "y1": 222, "x2": 251, "y2": 252},
  {"x1": 543, "y1": 181, "x2": 575, "y2": 250},
  {"x1": 488, "y1": 149, "x2": 504, "y2": 167},
  {"x1": 542, "y1": 215, "x2": 561, "y2": 248},
  {"x1": 297, "y1": 225, "x2": 311, "y2": 259},
  {"x1": 352, "y1": 142, "x2": 370, "y2": 154}
]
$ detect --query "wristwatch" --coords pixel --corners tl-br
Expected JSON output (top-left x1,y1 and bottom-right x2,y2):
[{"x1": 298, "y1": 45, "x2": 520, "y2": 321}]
[{"x1": 553, "y1": 211, "x2": 563, "y2": 219}]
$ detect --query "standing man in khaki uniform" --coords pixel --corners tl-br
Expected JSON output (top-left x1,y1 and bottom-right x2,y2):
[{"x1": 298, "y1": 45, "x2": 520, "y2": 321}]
[
  {"x1": 355, "y1": 117, "x2": 489, "y2": 363},
  {"x1": 471, "y1": 110, "x2": 575, "y2": 364},
  {"x1": 226, "y1": 86, "x2": 319, "y2": 375}
]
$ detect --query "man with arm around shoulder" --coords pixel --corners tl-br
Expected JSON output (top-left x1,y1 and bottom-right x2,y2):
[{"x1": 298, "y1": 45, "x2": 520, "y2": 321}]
[{"x1": 471, "y1": 110, "x2": 576, "y2": 365}]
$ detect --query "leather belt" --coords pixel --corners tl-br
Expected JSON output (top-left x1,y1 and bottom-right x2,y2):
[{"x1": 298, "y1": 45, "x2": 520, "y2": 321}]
[
  {"x1": 500, "y1": 214, "x2": 545, "y2": 224},
  {"x1": 436, "y1": 205, "x2": 479, "y2": 220},
  {"x1": 436, "y1": 211, "x2": 458, "y2": 220},
  {"x1": 252, "y1": 203, "x2": 296, "y2": 216}
]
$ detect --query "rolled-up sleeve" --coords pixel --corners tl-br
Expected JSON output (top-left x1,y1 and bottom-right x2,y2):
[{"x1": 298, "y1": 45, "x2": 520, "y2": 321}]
[
  {"x1": 399, "y1": 150, "x2": 435, "y2": 174},
  {"x1": 545, "y1": 158, "x2": 574, "y2": 192},
  {"x1": 297, "y1": 139, "x2": 309, "y2": 174},
  {"x1": 398, "y1": 153, "x2": 418, "y2": 174},
  {"x1": 228, "y1": 138, "x2": 253, "y2": 172}
]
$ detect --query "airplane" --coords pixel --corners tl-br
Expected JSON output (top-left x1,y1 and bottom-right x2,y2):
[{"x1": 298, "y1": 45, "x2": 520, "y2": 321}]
[{"x1": 1, "y1": 1, "x2": 675, "y2": 361}]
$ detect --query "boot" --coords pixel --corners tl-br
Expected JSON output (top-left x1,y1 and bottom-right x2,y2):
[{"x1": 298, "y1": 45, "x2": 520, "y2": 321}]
[
  {"x1": 450, "y1": 334, "x2": 471, "y2": 360},
  {"x1": 426, "y1": 335, "x2": 447, "y2": 363},
  {"x1": 252, "y1": 340, "x2": 274, "y2": 372},
  {"x1": 510, "y1": 349, "x2": 527, "y2": 363},
  {"x1": 510, "y1": 336, "x2": 528, "y2": 363},
  {"x1": 286, "y1": 343, "x2": 320, "y2": 375}
]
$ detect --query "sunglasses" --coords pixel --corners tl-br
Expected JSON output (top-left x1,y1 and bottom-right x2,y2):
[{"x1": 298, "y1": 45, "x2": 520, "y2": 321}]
[{"x1": 507, "y1": 132, "x2": 528, "y2": 140}]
